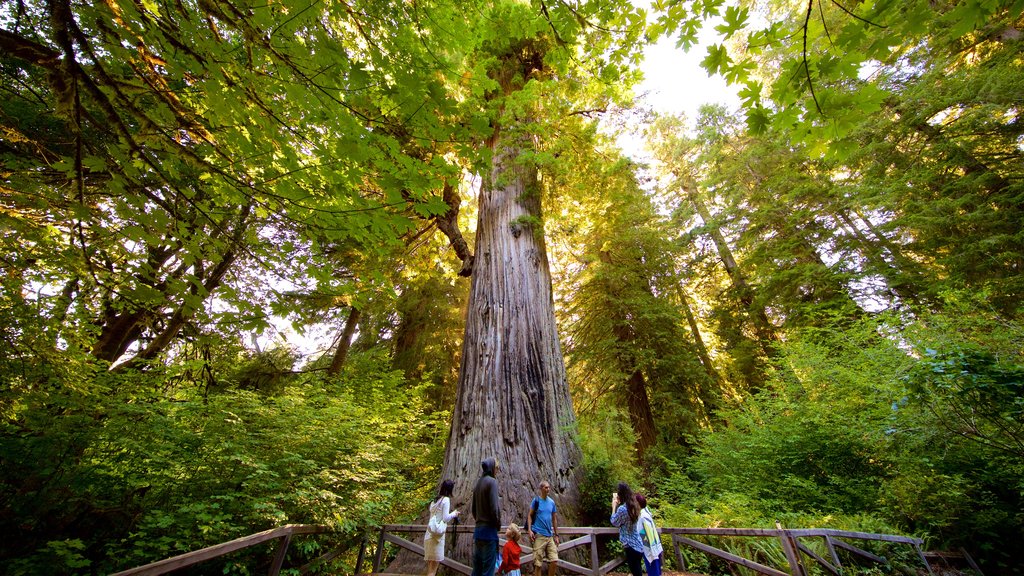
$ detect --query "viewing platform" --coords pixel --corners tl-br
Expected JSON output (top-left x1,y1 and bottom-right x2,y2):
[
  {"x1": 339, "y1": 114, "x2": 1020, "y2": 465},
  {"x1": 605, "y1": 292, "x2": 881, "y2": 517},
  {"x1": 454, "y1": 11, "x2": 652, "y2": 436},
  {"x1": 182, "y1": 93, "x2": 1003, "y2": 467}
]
[{"x1": 110, "y1": 522, "x2": 952, "y2": 576}]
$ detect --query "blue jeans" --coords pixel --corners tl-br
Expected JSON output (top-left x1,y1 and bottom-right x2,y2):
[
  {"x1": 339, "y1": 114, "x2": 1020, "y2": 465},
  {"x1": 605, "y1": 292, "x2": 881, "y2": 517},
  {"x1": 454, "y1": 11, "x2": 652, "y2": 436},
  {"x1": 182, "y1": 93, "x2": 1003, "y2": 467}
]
[
  {"x1": 472, "y1": 538, "x2": 499, "y2": 576},
  {"x1": 643, "y1": 555, "x2": 662, "y2": 576}
]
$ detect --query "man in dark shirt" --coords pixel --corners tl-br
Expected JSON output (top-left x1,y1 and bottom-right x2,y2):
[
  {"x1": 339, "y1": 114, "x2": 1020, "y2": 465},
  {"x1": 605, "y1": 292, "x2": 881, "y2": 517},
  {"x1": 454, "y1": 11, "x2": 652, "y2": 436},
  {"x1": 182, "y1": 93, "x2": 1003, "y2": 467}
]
[{"x1": 471, "y1": 457, "x2": 501, "y2": 576}]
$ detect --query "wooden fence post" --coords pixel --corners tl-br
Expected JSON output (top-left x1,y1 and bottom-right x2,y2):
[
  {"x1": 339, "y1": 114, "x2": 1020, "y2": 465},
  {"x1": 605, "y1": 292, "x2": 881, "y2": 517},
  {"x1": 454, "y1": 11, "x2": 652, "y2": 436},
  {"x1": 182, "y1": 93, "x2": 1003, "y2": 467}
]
[
  {"x1": 776, "y1": 523, "x2": 804, "y2": 576},
  {"x1": 267, "y1": 534, "x2": 291, "y2": 576},
  {"x1": 373, "y1": 526, "x2": 387, "y2": 574},
  {"x1": 354, "y1": 531, "x2": 368, "y2": 575},
  {"x1": 913, "y1": 542, "x2": 935, "y2": 576},
  {"x1": 672, "y1": 535, "x2": 686, "y2": 572}
]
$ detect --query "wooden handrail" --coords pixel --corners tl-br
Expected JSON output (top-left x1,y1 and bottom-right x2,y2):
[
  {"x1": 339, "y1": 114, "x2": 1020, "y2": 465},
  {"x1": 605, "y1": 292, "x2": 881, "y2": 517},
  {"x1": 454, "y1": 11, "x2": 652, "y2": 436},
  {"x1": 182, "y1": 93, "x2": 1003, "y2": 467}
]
[
  {"x1": 110, "y1": 524, "x2": 333, "y2": 576},
  {"x1": 367, "y1": 524, "x2": 934, "y2": 576},
  {"x1": 108, "y1": 521, "x2": 938, "y2": 576}
]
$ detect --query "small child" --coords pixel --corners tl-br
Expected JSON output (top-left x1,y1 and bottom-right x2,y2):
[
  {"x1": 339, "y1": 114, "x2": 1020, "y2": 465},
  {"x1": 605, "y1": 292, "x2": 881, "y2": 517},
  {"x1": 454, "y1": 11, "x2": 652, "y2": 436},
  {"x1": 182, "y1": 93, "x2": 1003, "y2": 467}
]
[{"x1": 497, "y1": 523, "x2": 523, "y2": 576}]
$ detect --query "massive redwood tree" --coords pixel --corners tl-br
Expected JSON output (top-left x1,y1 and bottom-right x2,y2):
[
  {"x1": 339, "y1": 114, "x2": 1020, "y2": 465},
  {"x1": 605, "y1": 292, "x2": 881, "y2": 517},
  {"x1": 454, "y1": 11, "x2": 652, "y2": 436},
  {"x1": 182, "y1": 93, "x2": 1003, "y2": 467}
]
[
  {"x1": 438, "y1": 75, "x2": 583, "y2": 532},
  {"x1": 389, "y1": 3, "x2": 650, "y2": 568}
]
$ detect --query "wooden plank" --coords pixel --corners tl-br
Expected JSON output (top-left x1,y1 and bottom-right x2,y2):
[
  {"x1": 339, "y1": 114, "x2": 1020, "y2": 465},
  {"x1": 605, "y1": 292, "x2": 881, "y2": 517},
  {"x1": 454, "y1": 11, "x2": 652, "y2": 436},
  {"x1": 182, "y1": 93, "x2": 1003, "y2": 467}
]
[
  {"x1": 382, "y1": 533, "x2": 472, "y2": 575},
  {"x1": 795, "y1": 540, "x2": 838, "y2": 576},
  {"x1": 267, "y1": 535, "x2": 291, "y2": 576},
  {"x1": 110, "y1": 525, "x2": 331, "y2": 576},
  {"x1": 661, "y1": 527, "x2": 781, "y2": 537},
  {"x1": 383, "y1": 532, "x2": 425, "y2": 555},
  {"x1": 297, "y1": 546, "x2": 346, "y2": 575},
  {"x1": 960, "y1": 547, "x2": 984, "y2": 576},
  {"x1": 557, "y1": 534, "x2": 591, "y2": 551},
  {"x1": 378, "y1": 525, "x2": 922, "y2": 545},
  {"x1": 832, "y1": 538, "x2": 885, "y2": 564},
  {"x1": 823, "y1": 536, "x2": 842, "y2": 570},
  {"x1": 373, "y1": 527, "x2": 387, "y2": 574},
  {"x1": 555, "y1": 559, "x2": 596, "y2": 575},
  {"x1": 531, "y1": 534, "x2": 592, "y2": 576},
  {"x1": 915, "y1": 543, "x2": 935, "y2": 576},
  {"x1": 597, "y1": 557, "x2": 625, "y2": 576},
  {"x1": 590, "y1": 533, "x2": 600, "y2": 576},
  {"x1": 675, "y1": 535, "x2": 789, "y2": 576},
  {"x1": 775, "y1": 524, "x2": 804, "y2": 576},
  {"x1": 785, "y1": 529, "x2": 921, "y2": 545}
]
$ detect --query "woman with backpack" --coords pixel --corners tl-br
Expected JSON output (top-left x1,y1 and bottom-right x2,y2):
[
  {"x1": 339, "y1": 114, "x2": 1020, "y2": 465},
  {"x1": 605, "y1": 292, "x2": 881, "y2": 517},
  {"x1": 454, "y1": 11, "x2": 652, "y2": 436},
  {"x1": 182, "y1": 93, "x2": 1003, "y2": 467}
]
[{"x1": 425, "y1": 479, "x2": 460, "y2": 576}]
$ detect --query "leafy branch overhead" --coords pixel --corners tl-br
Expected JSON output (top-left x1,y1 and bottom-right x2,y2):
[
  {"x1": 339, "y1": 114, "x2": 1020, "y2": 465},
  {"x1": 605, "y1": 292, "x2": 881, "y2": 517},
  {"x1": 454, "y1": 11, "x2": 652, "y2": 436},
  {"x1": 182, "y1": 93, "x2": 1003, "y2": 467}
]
[
  {"x1": 2, "y1": 0, "x2": 1024, "y2": 574},
  {"x1": 659, "y1": 0, "x2": 1022, "y2": 144}
]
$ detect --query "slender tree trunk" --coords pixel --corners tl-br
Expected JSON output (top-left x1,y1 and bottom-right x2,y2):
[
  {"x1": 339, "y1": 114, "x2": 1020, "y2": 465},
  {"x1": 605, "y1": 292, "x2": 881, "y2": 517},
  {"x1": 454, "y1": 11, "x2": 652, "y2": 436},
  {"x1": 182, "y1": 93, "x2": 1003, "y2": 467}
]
[
  {"x1": 835, "y1": 210, "x2": 924, "y2": 307},
  {"x1": 789, "y1": 232, "x2": 866, "y2": 321},
  {"x1": 596, "y1": 250, "x2": 658, "y2": 461},
  {"x1": 675, "y1": 284, "x2": 721, "y2": 384},
  {"x1": 327, "y1": 306, "x2": 361, "y2": 376},
  {"x1": 682, "y1": 183, "x2": 779, "y2": 353},
  {"x1": 129, "y1": 249, "x2": 237, "y2": 364},
  {"x1": 108, "y1": 204, "x2": 252, "y2": 368}
]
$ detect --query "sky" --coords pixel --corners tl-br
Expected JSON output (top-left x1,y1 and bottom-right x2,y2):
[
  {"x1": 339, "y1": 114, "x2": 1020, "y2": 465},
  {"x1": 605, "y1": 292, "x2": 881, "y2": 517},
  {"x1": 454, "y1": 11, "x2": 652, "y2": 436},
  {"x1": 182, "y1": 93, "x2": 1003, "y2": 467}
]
[
  {"x1": 639, "y1": 29, "x2": 740, "y2": 118},
  {"x1": 618, "y1": 17, "x2": 741, "y2": 161}
]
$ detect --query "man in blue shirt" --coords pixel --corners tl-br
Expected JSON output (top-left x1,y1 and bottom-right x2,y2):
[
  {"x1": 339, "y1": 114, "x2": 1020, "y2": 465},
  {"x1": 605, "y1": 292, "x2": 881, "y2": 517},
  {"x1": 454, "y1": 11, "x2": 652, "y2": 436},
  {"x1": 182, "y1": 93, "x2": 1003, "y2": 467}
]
[{"x1": 526, "y1": 480, "x2": 559, "y2": 576}]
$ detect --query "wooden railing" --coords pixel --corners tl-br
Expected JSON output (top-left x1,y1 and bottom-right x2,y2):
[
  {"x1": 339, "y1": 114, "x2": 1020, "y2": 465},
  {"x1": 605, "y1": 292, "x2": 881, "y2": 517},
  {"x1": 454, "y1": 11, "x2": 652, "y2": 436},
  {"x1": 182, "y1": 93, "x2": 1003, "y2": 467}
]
[
  {"x1": 108, "y1": 522, "x2": 948, "y2": 576},
  {"x1": 369, "y1": 524, "x2": 938, "y2": 576},
  {"x1": 109, "y1": 524, "x2": 349, "y2": 576}
]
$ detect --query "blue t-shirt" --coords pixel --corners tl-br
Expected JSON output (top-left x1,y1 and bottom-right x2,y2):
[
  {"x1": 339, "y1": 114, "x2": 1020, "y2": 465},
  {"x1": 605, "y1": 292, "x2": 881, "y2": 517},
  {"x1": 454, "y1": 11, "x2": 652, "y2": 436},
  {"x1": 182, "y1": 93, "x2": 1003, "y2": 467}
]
[{"x1": 530, "y1": 496, "x2": 557, "y2": 537}]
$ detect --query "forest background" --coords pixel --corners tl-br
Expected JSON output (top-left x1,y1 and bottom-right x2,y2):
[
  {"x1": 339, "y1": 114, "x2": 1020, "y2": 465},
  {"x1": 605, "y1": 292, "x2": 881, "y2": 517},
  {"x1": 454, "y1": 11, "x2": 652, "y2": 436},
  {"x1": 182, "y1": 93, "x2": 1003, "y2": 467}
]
[{"x1": 1, "y1": 0, "x2": 1022, "y2": 574}]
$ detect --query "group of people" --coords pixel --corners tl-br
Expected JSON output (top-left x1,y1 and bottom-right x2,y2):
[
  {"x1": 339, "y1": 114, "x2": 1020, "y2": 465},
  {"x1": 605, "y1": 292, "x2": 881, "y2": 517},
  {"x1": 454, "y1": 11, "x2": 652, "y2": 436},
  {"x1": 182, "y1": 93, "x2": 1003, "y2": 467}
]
[{"x1": 422, "y1": 458, "x2": 664, "y2": 576}]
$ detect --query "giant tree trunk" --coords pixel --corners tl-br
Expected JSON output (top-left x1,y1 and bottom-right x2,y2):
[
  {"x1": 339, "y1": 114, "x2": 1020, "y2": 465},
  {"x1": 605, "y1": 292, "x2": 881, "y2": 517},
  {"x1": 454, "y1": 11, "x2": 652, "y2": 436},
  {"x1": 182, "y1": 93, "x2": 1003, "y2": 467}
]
[
  {"x1": 385, "y1": 121, "x2": 581, "y2": 573},
  {"x1": 387, "y1": 122, "x2": 582, "y2": 574},
  {"x1": 441, "y1": 131, "x2": 582, "y2": 522},
  {"x1": 386, "y1": 29, "x2": 582, "y2": 570}
]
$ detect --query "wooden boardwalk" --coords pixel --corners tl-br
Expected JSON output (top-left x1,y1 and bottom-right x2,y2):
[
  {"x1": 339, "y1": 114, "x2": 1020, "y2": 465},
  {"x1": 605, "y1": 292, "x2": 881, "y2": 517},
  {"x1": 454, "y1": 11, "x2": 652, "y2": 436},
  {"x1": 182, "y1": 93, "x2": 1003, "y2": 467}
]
[
  {"x1": 109, "y1": 521, "x2": 955, "y2": 576},
  {"x1": 370, "y1": 524, "x2": 935, "y2": 576}
]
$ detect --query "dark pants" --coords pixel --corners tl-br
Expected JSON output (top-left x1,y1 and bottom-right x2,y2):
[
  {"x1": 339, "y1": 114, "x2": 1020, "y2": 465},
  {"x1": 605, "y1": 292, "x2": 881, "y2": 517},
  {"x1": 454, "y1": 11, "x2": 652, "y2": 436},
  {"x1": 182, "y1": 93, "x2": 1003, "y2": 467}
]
[
  {"x1": 472, "y1": 538, "x2": 499, "y2": 576},
  {"x1": 624, "y1": 547, "x2": 644, "y2": 576}
]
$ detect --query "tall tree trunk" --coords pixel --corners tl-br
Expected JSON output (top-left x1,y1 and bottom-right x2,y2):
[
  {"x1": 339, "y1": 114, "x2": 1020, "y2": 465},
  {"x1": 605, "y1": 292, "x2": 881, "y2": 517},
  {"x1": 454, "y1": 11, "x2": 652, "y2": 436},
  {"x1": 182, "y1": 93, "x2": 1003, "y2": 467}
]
[
  {"x1": 597, "y1": 250, "x2": 658, "y2": 461},
  {"x1": 390, "y1": 123, "x2": 582, "y2": 574},
  {"x1": 834, "y1": 210, "x2": 924, "y2": 307},
  {"x1": 102, "y1": 204, "x2": 252, "y2": 368},
  {"x1": 327, "y1": 306, "x2": 361, "y2": 376},
  {"x1": 439, "y1": 129, "x2": 582, "y2": 523},
  {"x1": 674, "y1": 284, "x2": 722, "y2": 385},
  {"x1": 682, "y1": 183, "x2": 779, "y2": 354},
  {"x1": 388, "y1": 34, "x2": 580, "y2": 572},
  {"x1": 623, "y1": 367, "x2": 656, "y2": 462}
]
